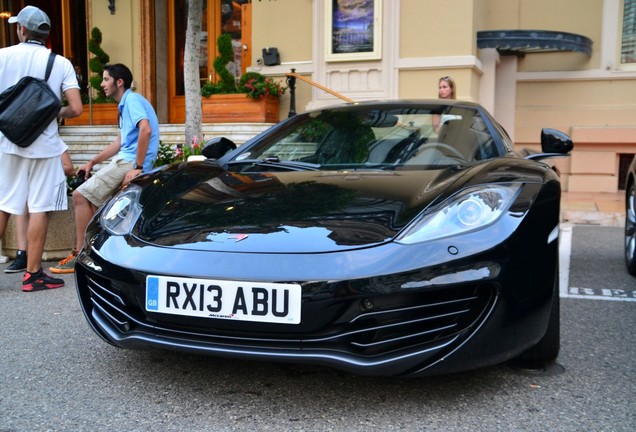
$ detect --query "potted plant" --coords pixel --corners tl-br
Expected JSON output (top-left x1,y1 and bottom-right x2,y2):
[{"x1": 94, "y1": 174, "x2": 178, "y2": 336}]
[
  {"x1": 87, "y1": 27, "x2": 111, "y2": 102},
  {"x1": 154, "y1": 136, "x2": 204, "y2": 167},
  {"x1": 65, "y1": 27, "x2": 119, "y2": 126},
  {"x1": 195, "y1": 34, "x2": 286, "y2": 123}
]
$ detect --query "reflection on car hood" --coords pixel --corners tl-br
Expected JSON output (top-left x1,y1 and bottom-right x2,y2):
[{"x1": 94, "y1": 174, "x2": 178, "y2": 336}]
[{"x1": 135, "y1": 164, "x2": 470, "y2": 253}]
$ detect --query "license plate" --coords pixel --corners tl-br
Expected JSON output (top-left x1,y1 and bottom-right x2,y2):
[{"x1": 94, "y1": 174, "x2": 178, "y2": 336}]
[{"x1": 145, "y1": 275, "x2": 301, "y2": 324}]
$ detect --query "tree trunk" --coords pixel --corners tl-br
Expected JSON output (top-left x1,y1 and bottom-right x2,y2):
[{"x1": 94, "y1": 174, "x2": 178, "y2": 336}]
[{"x1": 184, "y1": 0, "x2": 203, "y2": 148}]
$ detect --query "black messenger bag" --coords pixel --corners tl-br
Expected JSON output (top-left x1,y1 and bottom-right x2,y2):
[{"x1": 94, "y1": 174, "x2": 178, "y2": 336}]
[{"x1": 0, "y1": 52, "x2": 61, "y2": 147}]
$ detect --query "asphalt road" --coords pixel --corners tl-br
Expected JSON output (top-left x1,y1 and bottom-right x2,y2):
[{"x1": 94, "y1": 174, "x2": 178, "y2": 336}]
[{"x1": 0, "y1": 225, "x2": 635, "y2": 432}]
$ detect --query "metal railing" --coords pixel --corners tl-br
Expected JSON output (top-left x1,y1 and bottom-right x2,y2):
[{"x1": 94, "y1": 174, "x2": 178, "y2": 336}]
[{"x1": 285, "y1": 68, "x2": 354, "y2": 117}]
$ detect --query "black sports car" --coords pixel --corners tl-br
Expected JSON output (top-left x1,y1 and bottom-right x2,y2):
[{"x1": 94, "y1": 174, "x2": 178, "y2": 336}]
[
  {"x1": 75, "y1": 100, "x2": 572, "y2": 376},
  {"x1": 625, "y1": 156, "x2": 636, "y2": 275}
]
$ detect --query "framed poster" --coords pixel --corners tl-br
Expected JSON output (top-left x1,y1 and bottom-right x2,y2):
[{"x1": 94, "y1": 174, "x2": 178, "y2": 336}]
[{"x1": 325, "y1": 0, "x2": 382, "y2": 62}]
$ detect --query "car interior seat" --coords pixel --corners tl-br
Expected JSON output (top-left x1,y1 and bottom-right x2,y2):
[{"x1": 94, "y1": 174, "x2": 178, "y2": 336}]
[{"x1": 437, "y1": 117, "x2": 495, "y2": 161}]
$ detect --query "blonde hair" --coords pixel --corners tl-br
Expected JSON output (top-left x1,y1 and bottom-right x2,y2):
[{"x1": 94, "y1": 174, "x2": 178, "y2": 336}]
[{"x1": 438, "y1": 76, "x2": 456, "y2": 99}]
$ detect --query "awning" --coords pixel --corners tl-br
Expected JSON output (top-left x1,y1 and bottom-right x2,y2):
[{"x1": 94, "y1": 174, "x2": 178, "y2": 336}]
[{"x1": 477, "y1": 30, "x2": 593, "y2": 56}]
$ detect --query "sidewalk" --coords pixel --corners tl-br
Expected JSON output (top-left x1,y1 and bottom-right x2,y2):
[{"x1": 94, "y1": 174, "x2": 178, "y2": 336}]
[{"x1": 561, "y1": 191, "x2": 625, "y2": 227}]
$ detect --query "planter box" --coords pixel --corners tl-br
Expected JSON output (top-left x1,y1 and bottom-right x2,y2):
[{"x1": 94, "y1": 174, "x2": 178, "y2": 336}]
[
  {"x1": 170, "y1": 94, "x2": 280, "y2": 124},
  {"x1": 203, "y1": 94, "x2": 280, "y2": 123},
  {"x1": 64, "y1": 103, "x2": 118, "y2": 126},
  {"x1": 1, "y1": 202, "x2": 76, "y2": 261}
]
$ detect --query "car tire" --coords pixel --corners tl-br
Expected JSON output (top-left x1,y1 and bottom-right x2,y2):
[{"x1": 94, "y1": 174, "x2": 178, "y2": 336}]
[
  {"x1": 625, "y1": 182, "x2": 636, "y2": 276},
  {"x1": 516, "y1": 278, "x2": 561, "y2": 364}
]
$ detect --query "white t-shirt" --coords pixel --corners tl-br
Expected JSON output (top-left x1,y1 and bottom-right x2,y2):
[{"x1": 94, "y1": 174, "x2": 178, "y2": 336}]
[{"x1": 0, "y1": 42, "x2": 79, "y2": 158}]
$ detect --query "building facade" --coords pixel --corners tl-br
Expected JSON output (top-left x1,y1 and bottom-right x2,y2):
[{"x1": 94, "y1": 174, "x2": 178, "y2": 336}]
[
  {"x1": 1, "y1": 0, "x2": 634, "y2": 193},
  {"x1": 248, "y1": 0, "x2": 636, "y2": 193}
]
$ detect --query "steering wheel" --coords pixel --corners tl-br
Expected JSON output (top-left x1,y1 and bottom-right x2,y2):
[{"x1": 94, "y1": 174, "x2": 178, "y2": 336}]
[{"x1": 417, "y1": 142, "x2": 465, "y2": 160}]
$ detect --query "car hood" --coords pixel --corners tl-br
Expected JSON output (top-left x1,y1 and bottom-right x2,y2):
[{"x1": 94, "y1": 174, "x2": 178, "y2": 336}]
[{"x1": 134, "y1": 163, "x2": 492, "y2": 253}]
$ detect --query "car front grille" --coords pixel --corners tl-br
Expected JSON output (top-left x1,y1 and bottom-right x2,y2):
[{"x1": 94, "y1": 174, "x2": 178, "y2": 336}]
[
  {"x1": 79, "y1": 267, "x2": 496, "y2": 364},
  {"x1": 302, "y1": 283, "x2": 496, "y2": 357}
]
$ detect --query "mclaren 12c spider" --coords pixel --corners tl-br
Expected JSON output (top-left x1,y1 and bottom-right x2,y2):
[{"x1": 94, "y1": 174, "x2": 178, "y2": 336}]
[{"x1": 75, "y1": 100, "x2": 572, "y2": 376}]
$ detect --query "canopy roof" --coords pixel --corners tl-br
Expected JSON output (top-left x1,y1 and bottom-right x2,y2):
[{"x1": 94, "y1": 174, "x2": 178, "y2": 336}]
[{"x1": 477, "y1": 30, "x2": 593, "y2": 56}]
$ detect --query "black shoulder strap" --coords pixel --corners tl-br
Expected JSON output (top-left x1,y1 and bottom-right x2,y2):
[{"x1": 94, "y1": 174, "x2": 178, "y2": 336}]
[{"x1": 45, "y1": 52, "x2": 56, "y2": 81}]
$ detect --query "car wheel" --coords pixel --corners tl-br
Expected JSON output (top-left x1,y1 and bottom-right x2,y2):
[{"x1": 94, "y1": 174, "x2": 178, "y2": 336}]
[
  {"x1": 625, "y1": 182, "x2": 636, "y2": 276},
  {"x1": 516, "y1": 278, "x2": 561, "y2": 364}
]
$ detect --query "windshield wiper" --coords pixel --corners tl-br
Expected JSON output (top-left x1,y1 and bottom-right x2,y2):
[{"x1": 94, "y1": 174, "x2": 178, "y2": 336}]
[{"x1": 227, "y1": 157, "x2": 321, "y2": 171}]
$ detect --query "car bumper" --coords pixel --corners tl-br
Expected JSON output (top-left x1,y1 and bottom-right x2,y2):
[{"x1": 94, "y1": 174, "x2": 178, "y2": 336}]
[{"x1": 75, "y1": 220, "x2": 557, "y2": 377}]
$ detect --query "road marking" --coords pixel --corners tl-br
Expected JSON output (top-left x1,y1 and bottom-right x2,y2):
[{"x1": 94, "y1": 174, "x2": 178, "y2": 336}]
[
  {"x1": 559, "y1": 223, "x2": 636, "y2": 302},
  {"x1": 566, "y1": 287, "x2": 636, "y2": 301},
  {"x1": 559, "y1": 224, "x2": 572, "y2": 298}
]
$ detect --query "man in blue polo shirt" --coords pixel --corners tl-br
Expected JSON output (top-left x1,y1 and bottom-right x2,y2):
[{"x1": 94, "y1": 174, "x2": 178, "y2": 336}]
[{"x1": 50, "y1": 63, "x2": 159, "y2": 274}]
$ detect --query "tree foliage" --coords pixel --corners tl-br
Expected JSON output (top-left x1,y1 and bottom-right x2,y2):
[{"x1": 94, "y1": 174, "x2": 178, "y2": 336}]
[
  {"x1": 213, "y1": 33, "x2": 237, "y2": 93},
  {"x1": 200, "y1": 37, "x2": 287, "y2": 99},
  {"x1": 88, "y1": 27, "x2": 110, "y2": 101}
]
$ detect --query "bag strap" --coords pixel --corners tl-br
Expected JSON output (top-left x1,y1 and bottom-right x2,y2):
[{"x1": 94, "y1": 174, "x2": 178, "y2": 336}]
[{"x1": 45, "y1": 52, "x2": 56, "y2": 82}]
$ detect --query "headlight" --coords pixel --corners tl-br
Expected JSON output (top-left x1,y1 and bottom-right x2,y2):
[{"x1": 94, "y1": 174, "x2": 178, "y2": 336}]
[
  {"x1": 100, "y1": 185, "x2": 143, "y2": 235},
  {"x1": 396, "y1": 183, "x2": 522, "y2": 244}
]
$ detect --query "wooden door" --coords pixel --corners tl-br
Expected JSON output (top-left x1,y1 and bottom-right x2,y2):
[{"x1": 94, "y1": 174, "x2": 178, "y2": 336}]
[
  {"x1": 241, "y1": 2, "x2": 252, "y2": 74},
  {"x1": 168, "y1": 0, "x2": 252, "y2": 124}
]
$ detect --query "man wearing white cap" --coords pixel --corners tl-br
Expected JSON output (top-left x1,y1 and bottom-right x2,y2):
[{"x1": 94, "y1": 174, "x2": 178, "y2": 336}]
[{"x1": 0, "y1": 5, "x2": 83, "y2": 291}]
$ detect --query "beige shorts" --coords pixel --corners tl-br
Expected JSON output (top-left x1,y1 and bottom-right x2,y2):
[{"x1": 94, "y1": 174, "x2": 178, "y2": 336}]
[
  {"x1": 0, "y1": 153, "x2": 67, "y2": 214},
  {"x1": 77, "y1": 158, "x2": 133, "y2": 207}
]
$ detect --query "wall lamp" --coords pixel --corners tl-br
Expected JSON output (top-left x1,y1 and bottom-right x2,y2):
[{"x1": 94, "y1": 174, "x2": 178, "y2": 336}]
[{"x1": 108, "y1": 0, "x2": 115, "y2": 14}]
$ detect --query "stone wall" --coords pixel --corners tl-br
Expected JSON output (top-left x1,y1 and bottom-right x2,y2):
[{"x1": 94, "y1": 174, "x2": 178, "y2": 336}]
[
  {"x1": 58, "y1": 123, "x2": 272, "y2": 168},
  {"x1": 1, "y1": 203, "x2": 76, "y2": 261}
]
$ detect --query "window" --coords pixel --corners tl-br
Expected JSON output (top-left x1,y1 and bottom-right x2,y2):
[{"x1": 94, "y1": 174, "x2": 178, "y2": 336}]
[
  {"x1": 622, "y1": 0, "x2": 636, "y2": 64},
  {"x1": 619, "y1": 154, "x2": 635, "y2": 190}
]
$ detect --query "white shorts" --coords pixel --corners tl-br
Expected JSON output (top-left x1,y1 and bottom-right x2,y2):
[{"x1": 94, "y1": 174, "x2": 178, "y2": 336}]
[{"x1": 0, "y1": 153, "x2": 67, "y2": 214}]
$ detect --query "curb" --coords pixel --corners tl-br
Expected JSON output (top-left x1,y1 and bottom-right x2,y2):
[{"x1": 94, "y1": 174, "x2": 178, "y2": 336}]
[{"x1": 561, "y1": 210, "x2": 624, "y2": 227}]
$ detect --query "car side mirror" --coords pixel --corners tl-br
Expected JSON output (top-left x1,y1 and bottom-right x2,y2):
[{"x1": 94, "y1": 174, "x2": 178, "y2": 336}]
[
  {"x1": 525, "y1": 128, "x2": 574, "y2": 161},
  {"x1": 541, "y1": 128, "x2": 573, "y2": 154},
  {"x1": 202, "y1": 137, "x2": 237, "y2": 159}
]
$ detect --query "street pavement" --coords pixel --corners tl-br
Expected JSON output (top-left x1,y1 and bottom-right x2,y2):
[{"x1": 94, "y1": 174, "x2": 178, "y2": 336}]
[{"x1": 561, "y1": 191, "x2": 625, "y2": 227}]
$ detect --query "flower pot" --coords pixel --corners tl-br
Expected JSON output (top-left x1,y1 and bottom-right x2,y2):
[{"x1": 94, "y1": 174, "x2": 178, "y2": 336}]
[
  {"x1": 64, "y1": 103, "x2": 119, "y2": 126},
  {"x1": 170, "y1": 94, "x2": 280, "y2": 124}
]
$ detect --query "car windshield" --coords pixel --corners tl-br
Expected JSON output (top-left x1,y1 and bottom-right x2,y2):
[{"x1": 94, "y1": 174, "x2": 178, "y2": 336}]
[{"x1": 230, "y1": 105, "x2": 500, "y2": 171}]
